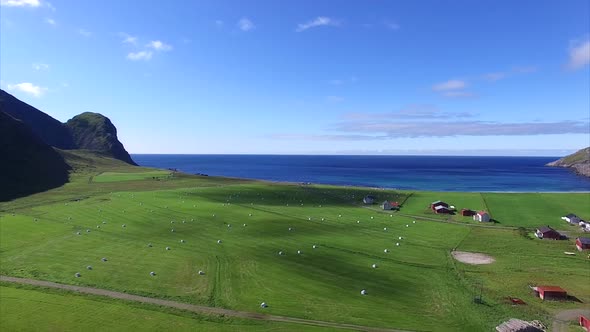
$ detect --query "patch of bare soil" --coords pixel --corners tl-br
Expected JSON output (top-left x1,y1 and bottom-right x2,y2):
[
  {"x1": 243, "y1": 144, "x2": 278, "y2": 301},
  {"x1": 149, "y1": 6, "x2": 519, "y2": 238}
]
[{"x1": 451, "y1": 251, "x2": 495, "y2": 265}]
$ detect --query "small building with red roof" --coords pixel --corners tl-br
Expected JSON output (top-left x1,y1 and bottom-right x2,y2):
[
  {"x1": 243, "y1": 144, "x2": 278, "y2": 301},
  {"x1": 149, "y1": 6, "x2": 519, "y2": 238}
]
[
  {"x1": 460, "y1": 209, "x2": 476, "y2": 216},
  {"x1": 580, "y1": 315, "x2": 590, "y2": 332},
  {"x1": 535, "y1": 286, "x2": 567, "y2": 300},
  {"x1": 381, "y1": 201, "x2": 400, "y2": 210}
]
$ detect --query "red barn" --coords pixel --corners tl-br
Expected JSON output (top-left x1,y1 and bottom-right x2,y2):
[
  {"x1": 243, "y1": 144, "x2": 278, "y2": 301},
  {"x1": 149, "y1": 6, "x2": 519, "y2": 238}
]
[
  {"x1": 580, "y1": 316, "x2": 590, "y2": 332},
  {"x1": 576, "y1": 237, "x2": 590, "y2": 251},
  {"x1": 536, "y1": 286, "x2": 567, "y2": 300},
  {"x1": 461, "y1": 209, "x2": 475, "y2": 216},
  {"x1": 535, "y1": 226, "x2": 562, "y2": 240}
]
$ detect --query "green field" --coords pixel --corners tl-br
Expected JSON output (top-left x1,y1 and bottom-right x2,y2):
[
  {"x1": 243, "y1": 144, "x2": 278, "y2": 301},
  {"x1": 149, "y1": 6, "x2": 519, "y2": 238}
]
[
  {"x1": 93, "y1": 170, "x2": 174, "y2": 183},
  {"x1": 1, "y1": 154, "x2": 589, "y2": 331}
]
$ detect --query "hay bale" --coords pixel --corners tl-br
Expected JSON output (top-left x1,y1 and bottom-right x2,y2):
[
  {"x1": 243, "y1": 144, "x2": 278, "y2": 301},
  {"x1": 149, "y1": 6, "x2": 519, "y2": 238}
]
[
  {"x1": 312, "y1": 245, "x2": 317, "y2": 249},
  {"x1": 249, "y1": 213, "x2": 252, "y2": 217},
  {"x1": 413, "y1": 220, "x2": 416, "y2": 224},
  {"x1": 383, "y1": 227, "x2": 387, "y2": 231},
  {"x1": 297, "y1": 250, "x2": 302, "y2": 254},
  {"x1": 396, "y1": 242, "x2": 400, "y2": 246},
  {"x1": 278, "y1": 251, "x2": 284, "y2": 255},
  {"x1": 321, "y1": 218, "x2": 325, "y2": 221},
  {"x1": 150, "y1": 271, "x2": 156, "y2": 276},
  {"x1": 96, "y1": 225, "x2": 100, "y2": 228},
  {"x1": 180, "y1": 239, "x2": 185, "y2": 243},
  {"x1": 243, "y1": 223, "x2": 247, "y2": 227},
  {"x1": 227, "y1": 224, "x2": 231, "y2": 228},
  {"x1": 147, "y1": 243, "x2": 153, "y2": 247},
  {"x1": 384, "y1": 249, "x2": 389, "y2": 253},
  {"x1": 102, "y1": 221, "x2": 107, "y2": 224},
  {"x1": 360, "y1": 289, "x2": 367, "y2": 295},
  {"x1": 86, "y1": 229, "x2": 91, "y2": 233},
  {"x1": 182, "y1": 220, "x2": 186, "y2": 224},
  {"x1": 198, "y1": 270, "x2": 205, "y2": 275},
  {"x1": 398, "y1": 236, "x2": 403, "y2": 240},
  {"x1": 357, "y1": 220, "x2": 360, "y2": 224},
  {"x1": 122, "y1": 224, "x2": 126, "y2": 228},
  {"x1": 406, "y1": 224, "x2": 409, "y2": 227},
  {"x1": 288, "y1": 227, "x2": 292, "y2": 231},
  {"x1": 76, "y1": 232, "x2": 81, "y2": 235},
  {"x1": 171, "y1": 221, "x2": 175, "y2": 224},
  {"x1": 217, "y1": 240, "x2": 222, "y2": 244},
  {"x1": 87, "y1": 265, "x2": 92, "y2": 270},
  {"x1": 260, "y1": 302, "x2": 268, "y2": 308},
  {"x1": 101, "y1": 257, "x2": 107, "y2": 262},
  {"x1": 171, "y1": 229, "x2": 175, "y2": 232},
  {"x1": 166, "y1": 247, "x2": 171, "y2": 250},
  {"x1": 372, "y1": 264, "x2": 377, "y2": 268},
  {"x1": 370, "y1": 216, "x2": 374, "y2": 219},
  {"x1": 75, "y1": 272, "x2": 81, "y2": 277}
]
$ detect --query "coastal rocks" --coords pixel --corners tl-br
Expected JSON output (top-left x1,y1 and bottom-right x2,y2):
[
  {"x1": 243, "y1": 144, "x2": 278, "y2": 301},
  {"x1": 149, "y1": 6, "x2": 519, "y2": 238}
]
[{"x1": 546, "y1": 147, "x2": 590, "y2": 177}]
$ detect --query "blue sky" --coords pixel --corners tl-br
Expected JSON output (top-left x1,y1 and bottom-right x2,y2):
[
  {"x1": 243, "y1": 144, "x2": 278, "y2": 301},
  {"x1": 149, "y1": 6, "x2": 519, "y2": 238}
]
[{"x1": 1, "y1": 0, "x2": 589, "y2": 155}]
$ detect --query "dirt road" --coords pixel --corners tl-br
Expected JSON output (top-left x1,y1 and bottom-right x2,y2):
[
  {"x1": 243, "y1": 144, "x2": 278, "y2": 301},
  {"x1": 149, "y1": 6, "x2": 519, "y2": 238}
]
[
  {"x1": 0, "y1": 275, "x2": 407, "y2": 332},
  {"x1": 552, "y1": 308, "x2": 590, "y2": 332}
]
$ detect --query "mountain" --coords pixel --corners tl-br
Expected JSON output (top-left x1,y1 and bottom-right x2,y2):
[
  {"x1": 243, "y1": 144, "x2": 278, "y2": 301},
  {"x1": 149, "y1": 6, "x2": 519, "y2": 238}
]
[
  {"x1": 0, "y1": 89, "x2": 76, "y2": 149},
  {"x1": 0, "y1": 89, "x2": 136, "y2": 165},
  {"x1": 0, "y1": 111, "x2": 70, "y2": 201},
  {"x1": 66, "y1": 112, "x2": 137, "y2": 165},
  {"x1": 546, "y1": 147, "x2": 590, "y2": 177}
]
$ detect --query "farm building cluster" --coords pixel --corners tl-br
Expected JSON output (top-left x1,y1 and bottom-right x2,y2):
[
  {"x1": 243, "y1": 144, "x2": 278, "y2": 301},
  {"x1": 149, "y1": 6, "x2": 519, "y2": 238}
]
[{"x1": 363, "y1": 195, "x2": 401, "y2": 211}]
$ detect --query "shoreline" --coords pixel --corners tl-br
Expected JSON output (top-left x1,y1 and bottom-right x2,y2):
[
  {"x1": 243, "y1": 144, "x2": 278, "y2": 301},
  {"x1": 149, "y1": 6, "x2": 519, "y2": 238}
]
[{"x1": 189, "y1": 173, "x2": 590, "y2": 194}]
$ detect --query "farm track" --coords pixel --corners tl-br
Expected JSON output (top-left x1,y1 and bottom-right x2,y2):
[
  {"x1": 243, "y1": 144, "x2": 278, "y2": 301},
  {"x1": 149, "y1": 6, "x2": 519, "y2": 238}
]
[{"x1": 0, "y1": 275, "x2": 410, "y2": 332}]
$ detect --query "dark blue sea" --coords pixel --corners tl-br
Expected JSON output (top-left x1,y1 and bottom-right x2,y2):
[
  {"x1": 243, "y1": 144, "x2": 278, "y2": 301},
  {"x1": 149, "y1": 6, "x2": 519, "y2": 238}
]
[{"x1": 132, "y1": 155, "x2": 590, "y2": 192}]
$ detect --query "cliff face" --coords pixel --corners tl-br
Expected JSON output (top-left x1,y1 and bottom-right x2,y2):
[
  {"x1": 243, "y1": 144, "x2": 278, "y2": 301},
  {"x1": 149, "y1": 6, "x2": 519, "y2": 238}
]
[
  {"x1": 0, "y1": 90, "x2": 76, "y2": 149},
  {"x1": 66, "y1": 112, "x2": 137, "y2": 165},
  {"x1": 0, "y1": 89, "x2": 136, "y2": 165},
  {"x1": 0, "y1": 111, "x2": 71, "y2": 201},
  {"x1": 546, "y1": 147, "x2": 590, "y2": 177}
]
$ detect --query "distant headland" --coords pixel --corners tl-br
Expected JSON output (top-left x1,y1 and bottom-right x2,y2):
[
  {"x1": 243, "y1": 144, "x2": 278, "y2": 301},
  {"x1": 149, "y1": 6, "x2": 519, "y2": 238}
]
[{"x1": 546, "y1": 147, "x2": 590, "y2": 177}]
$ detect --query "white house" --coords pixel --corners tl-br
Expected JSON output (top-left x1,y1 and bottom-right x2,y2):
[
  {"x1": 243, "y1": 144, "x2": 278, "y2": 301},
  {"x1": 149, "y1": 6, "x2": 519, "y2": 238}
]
[{"x1": 473, "y1": 211, "x2": 491, "y2": 222}]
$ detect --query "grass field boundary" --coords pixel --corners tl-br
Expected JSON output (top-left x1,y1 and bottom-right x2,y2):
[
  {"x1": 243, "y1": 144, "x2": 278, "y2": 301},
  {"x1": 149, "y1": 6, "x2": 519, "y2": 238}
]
[{"x1": 0, "y1": 276, "x2": 410, "y2": 332}]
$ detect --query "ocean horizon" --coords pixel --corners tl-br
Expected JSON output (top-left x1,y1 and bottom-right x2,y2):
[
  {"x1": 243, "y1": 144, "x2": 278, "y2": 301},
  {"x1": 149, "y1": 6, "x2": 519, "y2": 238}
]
[{"x1": 131, "y1": 154, "x2": 590, "y2": 192}]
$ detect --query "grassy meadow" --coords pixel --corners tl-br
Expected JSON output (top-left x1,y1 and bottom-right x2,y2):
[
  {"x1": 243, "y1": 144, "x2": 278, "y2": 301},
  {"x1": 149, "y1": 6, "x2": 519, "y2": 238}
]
[{"x1": 1, "y1": 152, "x2": 589, "y2": 331}]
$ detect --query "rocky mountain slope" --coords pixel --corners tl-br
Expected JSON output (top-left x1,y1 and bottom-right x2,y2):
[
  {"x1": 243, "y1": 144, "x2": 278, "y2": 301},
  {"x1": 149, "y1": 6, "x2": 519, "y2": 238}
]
[{"x1": 546, "y1": 147, "x2": 590, "y2": 177}]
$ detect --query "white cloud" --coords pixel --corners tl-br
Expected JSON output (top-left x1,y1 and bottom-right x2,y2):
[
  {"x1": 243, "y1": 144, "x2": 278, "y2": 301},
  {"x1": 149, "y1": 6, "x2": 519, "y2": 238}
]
[
  {"x1": 432, "y1": 79, "x2": 466, "y2": 91},
  {"x1": 0, "y1": 0, "x2": 40, "y2": 7},
  {"x1": 6, "y1": 82, "x2": 47, "y2": 97},
  {"x1": 146, "y1": 40, "x2": 172, "y2": 51},
  {"x1": 329, "y1": 76, "x2": 357, "y2": 85},
  {"x1": 45, "y1": 17, "x2": 56, "y2": 25},
  {"x1": 237, "y1": 17, "x2": 254, "y2": 31},
  {"x1": 119, "y1": 32, "x2": 138, "y2": 45},
  {"x1": 127, "y1": 51, "x2": 152, "y2": 61},
  {"x1": 32, "y1": 62, "x2": 49, "y2": 70},
  {"x1": 482, "y1": 72, "x2": 506, "y2": 81},
  {"x1": 384, "y1": 21, "x2": 400, "y2": 30},
  {"x1": 296, "y1": 16, "x2": 340, "y2": 32},
  {"x1": 441, "y1": 91, "x2": 477, "y2": 98},
  {"x1": 78, "y1": 28, "x2": 91, "y2": 37},
  {"x1": 567, "y1": 39, "x2": 590, "y2": 70}
]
